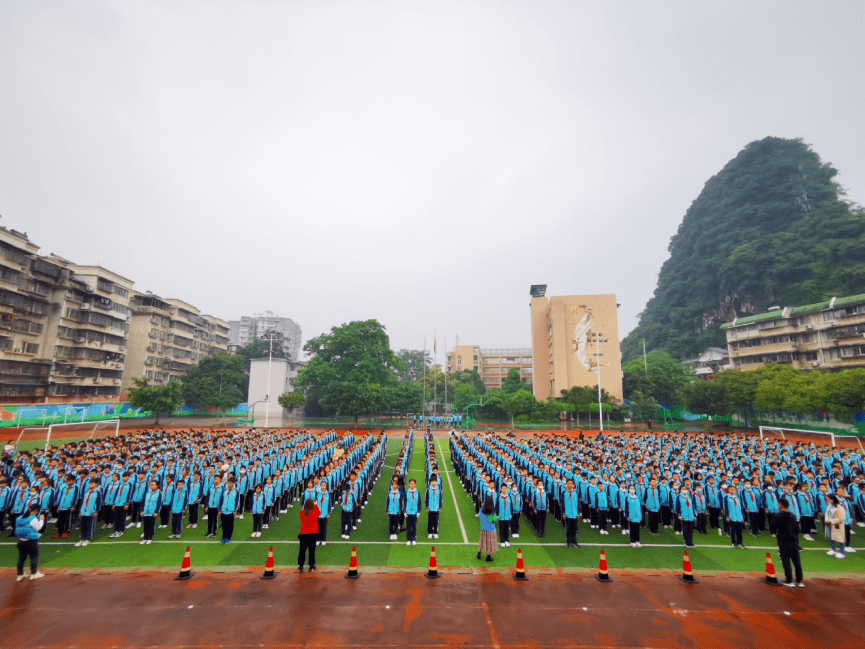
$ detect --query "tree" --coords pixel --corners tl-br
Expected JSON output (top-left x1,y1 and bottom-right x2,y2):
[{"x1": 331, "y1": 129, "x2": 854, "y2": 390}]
[
  {"x1": 502, "y1": 368, "x2": 529, "y2": 394},
  {"x1": 623, "y1": 349, "x2": 695, "y2": 404},
  {"x1": 386, "y1": 380, "x2": 423, "y2": 414},
  {"x1": 715, "y1": 369, "x2": 761, "y2": 427},
  {"x1": 504, "y1": 389, "x2": 536, "y2": 424},
  {"x1": 293, "y1": 319, "x2": 401, "y2": 421},
  {"x1": 181, "y1": 354, "x2": 246, "y2": 412},
  {"x1": 679, "y1": 379, "x2": 730, "y2": 418},
  {"x1": 127, "y1": 378, "x2": 184, "y2": 424},
  {"x1": 478, "y1": 389, "x2": 508, "y2": 419},
  {"x1": 395, "y1": 349, "x2": 430, "y2": 382},
  {"x1": 278, "y1": 392, "x2": 307, "y2": 410},
  {"x1": 453, "y1": 382, "x2": 479, "y2": 412},
  {"x1": 453, "y1": 369, "x2": 486, "y2": 395},
  {"x1": 629, "y1": 390, "x2": 659, "y2": 421},
  {"x1": 823, "y1": 369, "x2": 865, "y2": 423}
]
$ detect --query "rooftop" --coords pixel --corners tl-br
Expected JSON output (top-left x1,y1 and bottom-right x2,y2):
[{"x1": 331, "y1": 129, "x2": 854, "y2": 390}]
[{"x1": 721, "y1": 293, "x2": 865, "y2": 329}]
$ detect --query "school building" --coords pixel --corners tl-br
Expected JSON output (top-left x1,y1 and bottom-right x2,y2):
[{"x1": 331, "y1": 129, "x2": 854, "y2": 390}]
[
  {"x1": 446, "y1": 344, "x2": 533, "y2": 391},
  {"x1": 720, "y1": 293, "x2": 865, "y2": 371},
  {"x1": 529, "y1": 286, "x2": 624, "y2": 403}
]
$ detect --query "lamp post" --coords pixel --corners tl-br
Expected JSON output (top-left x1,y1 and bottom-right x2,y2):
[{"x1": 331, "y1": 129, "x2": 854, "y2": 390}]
[{"x1": 589, "y1": 332, "x2": 609, "y2": 431}]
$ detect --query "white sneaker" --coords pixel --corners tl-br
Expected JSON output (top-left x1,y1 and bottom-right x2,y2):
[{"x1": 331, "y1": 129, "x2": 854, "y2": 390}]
[
  {"x1": 630, "y1": 542, "x2": 636, "y2": 548},
  {"x1": 845, "y1": 547, "x2": 856, "y2": 553},
  {"x1": 407, "y1": 541, "x2": 411, "y2": 546},
  {"x1": 835, "y1": 554, "x2": 845, "y2": 559},
  {"x1": 126, "y1": 522, "x2": 135, "y2": 529},
  {"x1": 622, "y1": 530, "x2": 628, "y2": 535},
  {"x1": 251, "y1": 533, "x2": 257, "y2": 538},
  {"x1": 140, "y1": 540, "x2": 147, "y2": 545},
  {"x1": 136, "y1": 522, "x2": 142, "y2": 528},
  {"x1": 636, "y1": 542, "x2": 643, "y2": 548},
  {"x1": 434, "y1": 534, "x2": 439, "y2": 539},
  {"x1": 74, "y1": 541, "x2": 83, "y2": 547},
  {"x1": 322, "y1": 541, "x2": 326, "y2": 546},
  {"x1": 428, "y1": 534, "x2": 432, "y2": 539},
  {"x1": 263, "y1": 525, "x2": 269, "y2": 529},
  {"x1": 30, "y1": 572, "x2": 44, "y2": 580},
  {"x1": 857, "y1": 522, "x2": 865, "y2": 528},
  {"x1": 803, "y1": 534, "x2": 814, "y2": 542},
  {"x1": 826, "y1": 550, "x2": 836, "y2": 556},
  {"x1": 412, "y1": 540, "x2": 417, "y2": 546},
  {"x1": 352, "y1": 526, "x2": 357, "y2": 530},
  {"x1": 82, "y1": 540, "x2": 90, "y2": 547},
  {"x1": 146, "y1": 540, "x2": 152, "y2": 545},
  {"x1": 16, "y1": 574, "x2": 27, "y2": 581},
  {"x1": 357, "y1": 519, "x2": 362, "y2": 523},
  {"x1": 316, "y1": 540, "x2": 321, "y2": 546}
]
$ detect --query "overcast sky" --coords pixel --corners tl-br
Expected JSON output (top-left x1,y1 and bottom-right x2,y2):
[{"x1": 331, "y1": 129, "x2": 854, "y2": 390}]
[{"x1": 2, "y1": 1, "x2": 863, "y2": 360}]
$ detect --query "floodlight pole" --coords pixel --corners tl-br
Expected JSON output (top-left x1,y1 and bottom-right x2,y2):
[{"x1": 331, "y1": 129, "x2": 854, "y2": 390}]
[{"x1": 592, "y1": 333, "x2": 607, "y2": 432}]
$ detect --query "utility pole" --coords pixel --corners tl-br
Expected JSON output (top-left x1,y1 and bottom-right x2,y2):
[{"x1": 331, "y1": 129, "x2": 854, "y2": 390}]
[{"x1": 643, "y1": 339, "x2": 648, "y2": 376}]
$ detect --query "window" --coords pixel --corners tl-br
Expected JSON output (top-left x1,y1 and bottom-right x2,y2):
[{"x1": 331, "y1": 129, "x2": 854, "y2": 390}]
[
  {"x1": 113, "y1": 285, "x2": 129, "y2": 298},
  {"x1": 23, "y1": 342, "x2": 39, "y2": 354},
  {"x1": 822, "y1": 311, "x2": 836, "y2": 322}
]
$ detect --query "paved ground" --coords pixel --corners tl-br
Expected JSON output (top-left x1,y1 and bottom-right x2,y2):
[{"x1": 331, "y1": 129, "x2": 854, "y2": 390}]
[{"x1": 1, "y1": 569, "x2": 863, "y2": 648}]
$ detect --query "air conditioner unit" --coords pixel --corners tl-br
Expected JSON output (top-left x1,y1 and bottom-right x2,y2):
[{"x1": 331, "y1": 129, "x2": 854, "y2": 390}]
[
  {"x1": 113, "y1": 379, "x2": 121, "y2": 385},
  {"x1": 115, "y1": 362, "x2": 123, "y2": 369},
  {"x1": 80, "y1": 303, "x2": 90, "y2": 310},
  {"x1": 76, "y1": 337, "x2": 86, "y2": 343},
  {"x1": 811, "y1": 361, "x2": 819, "y2": 367},
  {"x1": 65, "y1": 292, "x2": 75, "y2": 300}
]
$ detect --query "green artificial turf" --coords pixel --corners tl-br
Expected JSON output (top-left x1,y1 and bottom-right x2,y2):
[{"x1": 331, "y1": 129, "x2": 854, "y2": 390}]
[{"x1": 2, "y1": 437, "x2": 863, "y2": 574}]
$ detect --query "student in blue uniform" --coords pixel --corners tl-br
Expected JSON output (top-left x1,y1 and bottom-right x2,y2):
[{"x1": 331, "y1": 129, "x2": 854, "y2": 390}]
[
  {"x1": 316, "y1": 480, "x2": 331, "y2": 546},
  {"x1": 140, "y1": 480, "x2": 162, "y2": 545},
  {"x1": 168, "y1": 481, "x2": 188, "y2": 539},
  {"x1": 675, "y1": 487, "x2": 696, "y2": 548},
  {"x1": 340, "y1": 483, "x2": 356, "y2": 540},
  {"x1": 625, "y1": 485, "x2": 643, "y2": 548},
  {"x1": 386, "y1": 481, "x2": 403, "y2": 540},
  {"x1": 15, "y1": 504, "x2": 44, "y2": 581},
  {"x1": 509, "y1": 482, "x2": 522, "y2": 540},
  {"x1": 562, "y1": 479, "x2": 580, "y2": 548},
  {"x1": 723, "y1": 484, "x2": 746, "y2": 549},
  {"x1": 251, "y1": 484, "x2": 266, "y2": 538},
  {"x1": 425, "y1": 475, "x2": 442, "y2": 539},
  {"x1": 187, "y1": 472, "x2": 203, "y2": 530},
  {"x1": 111, "y1": 473, "x2": 133, "y2": 538},
  {"x1": 533, "y1": 483, "x2": 549, "y2": 537},
  {"x1": 645, "y1": 478, "x2": 662, "y2": 535},
  {"x1": 75, "y1": 479, "x2": 101, "y2": 548},
  {"x1": 53, "y1": 475, "x2": 78, "y2": 539},
  {"x1": 595, "y1": 480, "x2": 609, "y2": 536},
  {"x1": 404, "y1": 479, "x2": 422, "y2": 546},
  {"x1": 220, "y1": 478, "x2": 240, "y2": 544},
  {"x1": 130, "y1": 471, "x2": 148, "y2": 530},
  {"x1": 205, "y1": 475, "x2": 223, "y2": 539},
  {"x1": 158, "y1": 476, "x2": 174, "y2": 529},
  {"x1": 496, "y1": 484, "x2": 512, "y2": 547}
]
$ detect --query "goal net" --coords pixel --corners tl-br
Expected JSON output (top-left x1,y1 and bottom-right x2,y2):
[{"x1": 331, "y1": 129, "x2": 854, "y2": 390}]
[
  {"x1": 758, "y1": 425, "x2": 863, "y2": 451},
  {"x1": 43, "y1": 419, "x2": 121, "y2": 451}
]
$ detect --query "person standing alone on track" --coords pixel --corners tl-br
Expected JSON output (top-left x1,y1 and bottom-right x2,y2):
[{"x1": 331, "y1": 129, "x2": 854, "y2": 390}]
[
  {"x1": 298, "y1": 498, "x2": 320, "y2": 572},
  {"x1": 477, "y1": 498, "x2": 498, "y2": 562},
  {"x1": 774, "y1": 497, "x2": 804, "y2": 587}
]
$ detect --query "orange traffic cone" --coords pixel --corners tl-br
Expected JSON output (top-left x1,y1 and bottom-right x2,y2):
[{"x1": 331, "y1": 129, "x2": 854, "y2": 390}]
[
  {"x1": 514, "y1": 548, "x2": 528, "y2": 581},
  {"x1": 260, "y1": 546, "x2": 277, "y2": 579},
  {"x1": 595, "y1": 549, "x2": 613, "y2": 582},
  {"x1": 175, "y1": 546, "x2": 194, "y2": 581},
  {"x1": 425, "y1": 546, "x2": 441, "y2": 579},
  {"x1": 679, "y1": 550, "x2": 699, "y2": 584},
  {"x1": 345, "y1": 546, "x2": 360, "y2": 579},
  {"x1": 763, "y1": 552, "x2": 779, "y2": 586}
]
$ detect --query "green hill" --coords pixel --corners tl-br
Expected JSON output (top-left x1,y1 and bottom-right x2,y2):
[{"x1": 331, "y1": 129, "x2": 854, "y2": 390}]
[{"x1": 622, "y1": 136, "x2": 865, "y2": 362}]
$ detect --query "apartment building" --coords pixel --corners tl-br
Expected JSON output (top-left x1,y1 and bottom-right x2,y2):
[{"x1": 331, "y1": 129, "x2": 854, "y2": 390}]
[
  {"x1": 529, "y1": 286, "x2": 624, "y2": 402},
  {"x1": 122, "y1": 291, "x2": 230, "y2": 391},
  {"x1": 445, "y1": 344, "x2": 533, "y2": 391},
  {"x1": 681, "y1": 347, "x2": 731, "y2": 378},
  {"x1": 0, "y1": 225, "x2": 135, "y2": 402},
  {"x1": 721, "y1": 294, "x2": 865, "y2": 371},
  {"x1": 228, "y1": 312, "x2": 302, "y2": 361}
]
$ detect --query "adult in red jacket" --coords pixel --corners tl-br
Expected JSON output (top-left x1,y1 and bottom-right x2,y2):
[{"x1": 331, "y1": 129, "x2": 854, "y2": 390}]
[{"x1": 298, "y1": 499, "x2": 321, "y2": 572}]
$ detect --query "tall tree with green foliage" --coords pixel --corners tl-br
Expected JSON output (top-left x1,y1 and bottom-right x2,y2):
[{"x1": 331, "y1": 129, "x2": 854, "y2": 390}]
[
  {"x1": 278, "y1": 392, "x2": 307, "y2": 410},
  {"x1": 623, "y1": 349, "x2": 695, "y2": 404},
  {"x1": 127, "y1": 378, "x2": 184, "y2": 424},
  {"x1": 502, "y1": 368, "x2": 529, "y2": 394},
  {"x1": 622, "y1": 137, "x2": 851, "y2": 362},
  {"x1": 181, "y1": 354, "x2": 246, "y2": 412},
  {"x1": 679, "y1": 379, "x2": 730, "y2": 418},
  {"x1": 395, "y1": 349, "x2": 430, "y2": 382},
  {"x1": 293, "y1": 319, "x2": 401, "y2": 421}
]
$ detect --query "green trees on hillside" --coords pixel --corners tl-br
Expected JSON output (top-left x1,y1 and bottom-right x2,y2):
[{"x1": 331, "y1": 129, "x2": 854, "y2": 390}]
[{"x1": 622, "y1": 137, "x2": 863, "y2": 362}]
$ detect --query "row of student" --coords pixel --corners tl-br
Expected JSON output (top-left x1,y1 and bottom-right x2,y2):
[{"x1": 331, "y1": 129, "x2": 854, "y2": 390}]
[
  {"x1": 412, "y1": 415, "x2": 463, "y2": 428},
  {"x1": 0, "y1": 429, "x2": 334, "y2": 540},
  {"x1": 0, "y1": 428, "x2": 385, "y2": 546},
  {"x1": 450, "y1": 431, "x2": 864, "y2": 553}
]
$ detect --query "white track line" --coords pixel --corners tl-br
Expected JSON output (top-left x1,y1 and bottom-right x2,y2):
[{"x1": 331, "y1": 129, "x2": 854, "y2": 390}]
[{"x1": 437, "y1": 438, "x2": 469, "y2": 544}]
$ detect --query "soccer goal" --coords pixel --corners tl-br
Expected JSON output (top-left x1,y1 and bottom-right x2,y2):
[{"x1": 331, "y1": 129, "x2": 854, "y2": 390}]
[
  {"x1": 64, "y1": 406, "x2": 86, "y2": 423},
  {"x1": 15, "y1": 426, "x2": 49, "y2": 446},
  {"x1": 16, "y1": 408, "x2": 48, "y2": 427},
  {"x1": 43, "y1": 419, "x2": 121, "y2": 451},
  {"x1": 758, "y1": 425, "x2": 861, "y2": 449}
]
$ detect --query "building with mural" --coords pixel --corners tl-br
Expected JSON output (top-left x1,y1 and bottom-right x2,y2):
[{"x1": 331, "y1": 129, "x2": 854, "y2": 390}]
[{"x1": 529, "y1": 285, "x2": 623, "y2": 403}]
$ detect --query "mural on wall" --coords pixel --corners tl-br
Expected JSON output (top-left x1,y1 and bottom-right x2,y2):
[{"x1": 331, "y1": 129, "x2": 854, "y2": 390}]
[
  {"x1": 0, "y1": 402, "x2": 248, "y2": 425},
  {"x1": 571, "y1": 305, "x2": 594, "y2": 371}
]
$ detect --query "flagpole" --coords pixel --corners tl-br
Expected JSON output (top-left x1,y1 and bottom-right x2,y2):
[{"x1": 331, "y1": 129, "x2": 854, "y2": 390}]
[
  {"x1": 433, "y1": 329, "x2": 437, "y2": 428},
  {"x1": 444, "y1": 336, "x2": 447, "y2": 418},
  {"x1": 422, "y1": 337, "x2": 427, "y2": 425}
]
